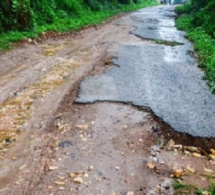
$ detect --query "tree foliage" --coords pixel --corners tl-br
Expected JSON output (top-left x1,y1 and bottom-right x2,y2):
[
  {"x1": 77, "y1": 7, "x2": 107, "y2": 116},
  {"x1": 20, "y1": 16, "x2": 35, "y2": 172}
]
[{"x1": 0, "y1": 0, "x2": 149, "y2": 33}]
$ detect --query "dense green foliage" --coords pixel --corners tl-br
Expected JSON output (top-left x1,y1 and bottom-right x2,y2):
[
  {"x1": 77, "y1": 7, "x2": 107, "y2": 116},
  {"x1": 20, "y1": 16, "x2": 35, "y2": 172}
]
[
  {"x1": 0, "y1": 0, "x2": 156, "y2": 50},
  {"x1": 176, "y1": 0, "x2": 215, "y2": 93}
]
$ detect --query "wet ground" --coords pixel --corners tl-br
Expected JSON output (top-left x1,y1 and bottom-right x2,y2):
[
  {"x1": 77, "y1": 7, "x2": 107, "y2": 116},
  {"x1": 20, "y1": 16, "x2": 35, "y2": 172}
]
[
  {"x1": 0, "y1": 5, "x2": 215, "y2": 195},
  {"x1": 77, "y1": 6, "x2": 215, "y2": 137}
]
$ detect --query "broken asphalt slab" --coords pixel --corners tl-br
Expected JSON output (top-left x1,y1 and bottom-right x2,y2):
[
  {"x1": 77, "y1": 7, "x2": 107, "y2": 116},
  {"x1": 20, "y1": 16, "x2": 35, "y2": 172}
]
[{"x1": 76, "y1": 6, "x2": 215, "y2": 137}]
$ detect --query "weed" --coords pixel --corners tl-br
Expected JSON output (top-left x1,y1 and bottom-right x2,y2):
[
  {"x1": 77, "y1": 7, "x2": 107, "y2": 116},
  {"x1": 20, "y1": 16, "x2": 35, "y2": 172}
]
[{"x1": 173, "y1": 180, "x2": 215, "y2": 195}]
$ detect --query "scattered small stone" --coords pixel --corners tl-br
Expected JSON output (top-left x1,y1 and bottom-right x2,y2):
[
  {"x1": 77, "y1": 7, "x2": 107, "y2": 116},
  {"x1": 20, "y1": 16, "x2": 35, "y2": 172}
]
[
  {"x1": 59, "y1": 187, "x2": 65, "y2": 190},
  {"x1": 88, "y1": 166, "x2": 94, "y2": 171},
  {"x1": 19, "y1": 164, "x2": 26, "y2": 171},
  {"x1": 75, "y1": 125, "x2": 88, "y2": 130},
  {"x1": 54, "y1": 181, "x2": 65, "y2": 185},
  {"x1": 147, "y1": 160, "x2": 156, "y2": 169},
  {"x1": 186, "y1": 166, "x2": 196, "y2": 173},
  {"x1": 151, "y1": 124, "x2": 159, "y2": 132},
  {"x1": 173, "y1": 145, "x2": 183, "y2": 150},
  {"x1": 166, "y1": 139, "x2": 175, "y2": 151},
  {"x1": 58, "y1": 176, "x2": 65, "y2": 180},
  {"x1": 202, "y1": 190, "x2": 209, "y2": 195},
  {"x1": 69, "y1": 172, "x2": 76, "y2": 178},
  {"x1": 184, "y1": 150, "x2": 190, "y2": 155},
  {"x1": 49, "y1": 166, "x2": 58, "y2": 171},
  {"x1": 173, "y1": 168, "x2": 184, "y2": 178},
  {"x1": 127, "y1": 191, "x2": 134, "y2": 195},
  {"x1": 115, "y1": 166, "x2": 120, "y2": 170},
  {"x1": 82, "y1": 138, "x2": 88, "y2": 142},
  {"x1": 193, "y1": 152, "x2": 201, "y2": 158},
  {"x1": 204, "y1": 168, "x2": 213, "y2": 173},
  {"x1": 210, "y1": 149, "x2": 215, "y2": 155},
  {"x1": 73, "y1": 177, "x2": 83, "y2": 184},
  {"x1": 209, "y1": 154, "x2": 215, "y2": 160}
]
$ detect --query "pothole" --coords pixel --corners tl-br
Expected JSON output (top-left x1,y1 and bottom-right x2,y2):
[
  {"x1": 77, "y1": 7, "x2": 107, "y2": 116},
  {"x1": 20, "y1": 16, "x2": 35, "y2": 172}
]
[{"x1": 75, "y1": 99, "x2": 215, "y2": 153}]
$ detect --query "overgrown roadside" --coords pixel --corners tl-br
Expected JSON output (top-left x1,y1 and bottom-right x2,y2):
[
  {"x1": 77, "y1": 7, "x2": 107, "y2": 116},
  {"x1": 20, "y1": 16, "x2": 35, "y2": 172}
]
[
  {"x1": 0, "y1": 0, "x2": 157, "y2": 50},
  {"x1": 175, "y1": 2, "x2": 215, "y2": 93}
]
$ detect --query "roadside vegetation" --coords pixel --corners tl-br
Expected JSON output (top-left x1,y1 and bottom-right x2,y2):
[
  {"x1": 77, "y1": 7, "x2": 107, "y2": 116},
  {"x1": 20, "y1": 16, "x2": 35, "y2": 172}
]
[
  {"x1": 174, "y1": 180, "x2": 215, "y2": 195},
  {"x1": 0, "y1": 0, "x2": 157, "y2": 50},
  {"x1": 175, "y1": 0, "x2": 215, "y2": 93}
]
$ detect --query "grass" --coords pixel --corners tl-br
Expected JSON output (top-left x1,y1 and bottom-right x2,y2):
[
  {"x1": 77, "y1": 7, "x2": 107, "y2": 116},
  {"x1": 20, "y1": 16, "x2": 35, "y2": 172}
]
[
  {"x1": 175, "y1": 5, "x2": 215, "y2": 93},
  {"x1": 0, "y1": 1, "x2": 157, "y2": 51},
  {"x1": 173, "y1": 180, "x2": 215, "y2": 195}
]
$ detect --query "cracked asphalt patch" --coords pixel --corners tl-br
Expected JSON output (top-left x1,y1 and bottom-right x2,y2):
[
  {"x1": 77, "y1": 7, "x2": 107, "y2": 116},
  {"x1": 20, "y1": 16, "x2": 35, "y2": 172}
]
[{"x1": 76, "y1": 6, "x2": 215, "y2": 137}]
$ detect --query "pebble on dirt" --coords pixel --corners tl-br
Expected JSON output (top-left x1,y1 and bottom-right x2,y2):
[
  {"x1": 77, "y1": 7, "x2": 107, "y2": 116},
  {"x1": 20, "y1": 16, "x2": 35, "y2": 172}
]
[
  {"x1": 127, "y1": 191, "x2": 134, "y2": 195},
  {"x1": 173, "y1": 168, "x2": 184, "y2": 178},
  {"x1": 54, "y1": 181, "x2": 65, "y2": 185},
  {"x1": 73, "y1": 177, "x2": 83, "y2": 184},
  {"x1": 75, "y1": 124, "x2": 89, "y2": 130},
  {"x1": 49, "y1": 166, "x2": 58, "y2": 171}
]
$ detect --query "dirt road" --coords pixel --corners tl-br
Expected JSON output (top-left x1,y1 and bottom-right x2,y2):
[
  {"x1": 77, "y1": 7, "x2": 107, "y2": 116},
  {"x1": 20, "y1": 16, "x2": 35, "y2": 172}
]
[{"x1": 0, "y1": 5, "x2": 215, "y2": 195}]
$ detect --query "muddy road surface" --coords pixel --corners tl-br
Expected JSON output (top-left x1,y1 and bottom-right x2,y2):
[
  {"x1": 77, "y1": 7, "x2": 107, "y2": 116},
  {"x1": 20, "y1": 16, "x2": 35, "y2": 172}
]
[{"x1": 0, "y1": 5, "x2": 215, "y2": 195}]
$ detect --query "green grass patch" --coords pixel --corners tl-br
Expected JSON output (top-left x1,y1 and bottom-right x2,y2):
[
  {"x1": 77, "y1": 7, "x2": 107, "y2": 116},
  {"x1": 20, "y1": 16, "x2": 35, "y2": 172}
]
[
  {"x1": 173, "y1": 180, "x2": 215, "y2": 195},
  {"x1": 176, "y1": 5, "x2": 215, "y2": 93},
  {"x1": 0, "y1": 0, "x2": 157, "y2": 51}
]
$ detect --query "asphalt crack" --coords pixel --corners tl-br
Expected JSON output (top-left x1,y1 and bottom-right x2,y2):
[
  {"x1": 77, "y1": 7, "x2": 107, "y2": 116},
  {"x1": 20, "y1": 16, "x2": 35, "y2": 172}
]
[{"x1": 132, "y1": 33, "x2": 184, "y2": 46}]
